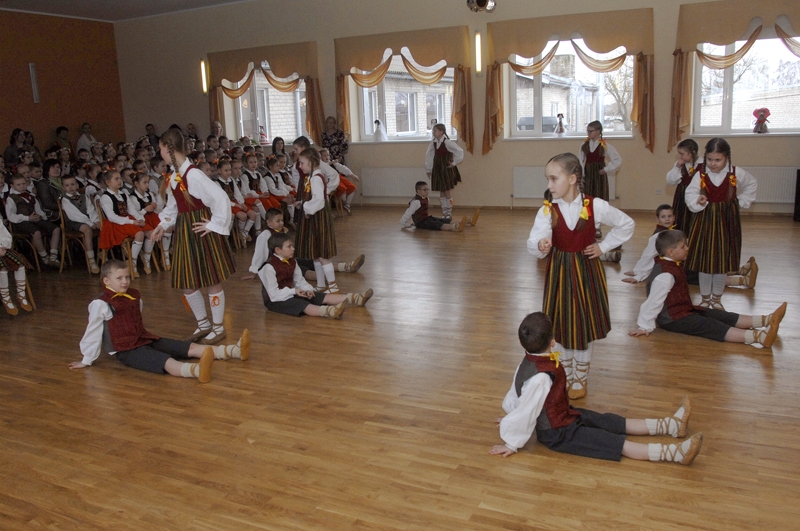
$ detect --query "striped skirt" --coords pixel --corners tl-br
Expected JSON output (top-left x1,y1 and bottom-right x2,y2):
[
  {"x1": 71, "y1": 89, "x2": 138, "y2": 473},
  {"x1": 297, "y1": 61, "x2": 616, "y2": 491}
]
[
  {"x1": 671, "y1": 182, "x2": 694, "y2": 234},
  {"x1": 543, "y1": 248, "x2": 610, "y2": 350},
  {"x1": 431, "y1": 156, "x2": 462, "y2": 192},
  {"x1": 584, "y1": 162, "x2": 609, "y2": 201},
  {"x1": 296, "y1": 202, "x2": 337, "y2": 260},
  {"x1": 686, "y1": 200, "x2": 741, "y2": 274},
  {"x1": 0, "y1": 249, "x2": 32, "y2": 272},
  {"x1": 171, "y1": 208, "x2": 236, "y2": 290}
]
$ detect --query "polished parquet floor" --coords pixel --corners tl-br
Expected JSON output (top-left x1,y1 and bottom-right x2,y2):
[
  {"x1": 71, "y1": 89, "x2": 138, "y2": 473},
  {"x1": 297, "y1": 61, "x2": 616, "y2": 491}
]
[{"x1": 1, "y1": 207, "x2": 799, "y2": 530}]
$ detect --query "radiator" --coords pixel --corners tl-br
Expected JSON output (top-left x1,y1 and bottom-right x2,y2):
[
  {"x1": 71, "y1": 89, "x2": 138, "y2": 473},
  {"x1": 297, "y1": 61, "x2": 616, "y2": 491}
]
[
  {"x1": 362, "y1": 167, "x2": 426, "y2": 197},
  {"x1": 512, "y1": 166, "x2": 617, "y2": 204},
  {"x1": 746, "y1": 166, "x2": 798, "y2": 204}
]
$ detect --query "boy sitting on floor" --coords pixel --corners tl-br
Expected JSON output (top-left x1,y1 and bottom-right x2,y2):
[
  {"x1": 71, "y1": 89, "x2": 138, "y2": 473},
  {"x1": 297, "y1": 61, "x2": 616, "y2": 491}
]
[
  {"x1": 70, "y1": 260, "x2": 250, "y2": 383},
  {"x1": 490, "y1": 311, "x2": 702, "y2": 465},
  {"x1": 401, "y1": 181, "x2": 478, "y2": 232},
  {"x1": 628, "y1": 229, "x2": 785, "y2": 348}
]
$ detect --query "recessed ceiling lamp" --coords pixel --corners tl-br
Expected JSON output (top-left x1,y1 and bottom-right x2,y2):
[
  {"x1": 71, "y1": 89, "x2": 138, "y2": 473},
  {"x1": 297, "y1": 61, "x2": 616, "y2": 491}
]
[{"x1": 467, "y1": 0, "x2": 496, "y2": 13}]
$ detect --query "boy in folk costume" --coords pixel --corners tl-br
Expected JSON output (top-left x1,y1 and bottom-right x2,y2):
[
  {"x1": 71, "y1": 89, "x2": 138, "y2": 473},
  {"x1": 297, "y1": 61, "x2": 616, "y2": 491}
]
[{"x1": 401, "y1": 181, "x2": 478, "y2": 232}]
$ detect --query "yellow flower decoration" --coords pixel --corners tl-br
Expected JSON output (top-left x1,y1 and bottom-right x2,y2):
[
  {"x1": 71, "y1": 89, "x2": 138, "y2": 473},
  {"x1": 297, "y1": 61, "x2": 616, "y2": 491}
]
[
  {"x1": 729, "y1": 173, "x2": 737, "y2": 187},
  {"x1": 579, "y1": 198, "x2": 591, "y2": 220}
]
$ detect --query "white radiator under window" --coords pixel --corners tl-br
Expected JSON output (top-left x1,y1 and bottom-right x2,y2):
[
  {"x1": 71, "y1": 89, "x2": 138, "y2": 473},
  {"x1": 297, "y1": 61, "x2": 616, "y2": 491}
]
[
  {"x1": 512, "y1": 166, "x2": 617, "y2": 204},
  {"x1": 361, "y1": 167, "x2": 426, "y2": 197},
  {"x1": 746, "y1": 167, "x2": 797, "y2": 203}
]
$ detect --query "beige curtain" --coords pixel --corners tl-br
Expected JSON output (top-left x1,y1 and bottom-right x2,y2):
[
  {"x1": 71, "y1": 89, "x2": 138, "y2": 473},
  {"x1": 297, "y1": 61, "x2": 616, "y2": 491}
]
[
  {"x1": 209, "y1": 86, "x2": 222, "y2": 125},
  {"x1": 351, "y1": 54, "x2": 393, "y2": 88},
  {"x1": 261, "y1": 67, "x2": 301, "y2": 92},
  {"x1": 571, "y1": 40, "x2": 627, "y2": 72},
  {"x1": 452, "y1": 65, "x2": 474, "y2": 155},
  {"x1": 776, "y1": 25, "x2": 800, "y2": 58},
  {"x1": 218, "y1": 69, "x2": 256, "y2": 99},
  {"x1": 401, "y1": 54, "x2": 447, "y2": 85},
  {"x1": 696, "y1": 26, "x2": 762, "y2": 69},
  {"x1": 668, "y1": 51, "x2": 692, "y2": 152},
  {"x1": 482, "y1": 62, "x2": 503, "y2": 155},
  {"x1": 508, "y1": 43, "x2": 560, "y2": 76},
  {"x1": 632, "y1": 53, "x2": 655, "y2": 152},
  {"x1": 336, "y1": 74, "x2": 350, "y2": 140},
  {"x1": 304, "y1": 77, "x2": 325, "y2": 145}
]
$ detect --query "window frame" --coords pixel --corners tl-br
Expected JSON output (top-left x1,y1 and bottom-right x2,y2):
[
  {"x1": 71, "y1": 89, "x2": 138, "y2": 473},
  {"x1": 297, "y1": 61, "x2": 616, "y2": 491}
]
[{"x1": 233, "y1": 67, "x2": 309, "y2": 141}]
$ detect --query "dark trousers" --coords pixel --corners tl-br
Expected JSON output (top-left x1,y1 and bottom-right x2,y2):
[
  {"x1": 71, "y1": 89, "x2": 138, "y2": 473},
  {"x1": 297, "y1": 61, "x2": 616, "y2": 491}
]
[{"x1": 115, "y1": 338, "x2": 192, "y2": 374}]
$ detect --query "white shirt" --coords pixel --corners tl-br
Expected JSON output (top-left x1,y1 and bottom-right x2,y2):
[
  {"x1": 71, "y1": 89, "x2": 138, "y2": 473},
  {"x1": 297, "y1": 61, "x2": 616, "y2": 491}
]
[
  {"x1": 249, "y1": 229, "x2": 287, "y2": 274},
  {"x1": 6, "y1": 190, "x2": 46, "y2": 223},
  {"x1": 239, "y1": 169, "x2": 268, "y2": 198},
  {"x1": 400, "y1": 199, "x2": 421, "y2": 228},
  {"x1": 99, "y1": 190, "x2": 141, "y2": 225},
  {"x1": 264, "y1": 171, "x2": 293, "y2": 197},
  {"x1": 630, "y1": 231, "x2": 660, "y2": 282},
  {"x1": 79, "y1": 295, "x2": 145, "y2": 365},
  {"x1": 76, "y1": 134, "x2": 97, "y2": 154},
  {"x1": 216, "y1": 177, "x2": 245, "y2": 206},
  {"x1": 127, "y1": 189, "x2": 157, "y2": 219},
  {"x1": 290, "y1": 160, "x2": 339, "y2": 193},
  {"x1": 527, "y1": 195, "x2": 635, "y2": 259},
  {"x1": 62, "y1": 193, "x2": 100, "y2": 226},
  {"x1": 158, "y1": 159, "x2": 231, "y2": 235},
  {"x1": 257, "y1": 254, "x2": 314, "y2": 302},
  {"x1": 578, "y1": 139, "x2": 622, "y2": 178},
  {"x1": 302, "y1": 171, "x2": 326, "y2": 216},
  {"x1": 636, "y1": 259, "x2": 679, "y2": 332},
  {"x1": 330, "y1": 161, "x2": 354, "y2": 178},
  {"x1": 425, "y1": 138, "x2": 464, "y2": 172},
  {"x1": 666, "y1": 158, "x2": 702, "y2": 186},
  {"x1": 498, "y1": 343, "x2": 566, "y2": 452},
  {"x1": 685, "y1": 166, "x2": 757, "y2": 212}
]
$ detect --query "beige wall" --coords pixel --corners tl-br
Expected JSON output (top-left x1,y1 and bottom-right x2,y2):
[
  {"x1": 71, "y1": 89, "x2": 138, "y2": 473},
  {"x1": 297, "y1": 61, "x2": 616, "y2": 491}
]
[{"x1": 114, "y1": 0, "x2": 800, "y2": 213}]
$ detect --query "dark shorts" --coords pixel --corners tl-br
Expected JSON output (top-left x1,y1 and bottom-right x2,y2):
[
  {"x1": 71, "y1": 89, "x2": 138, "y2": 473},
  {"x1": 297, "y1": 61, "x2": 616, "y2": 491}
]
[
  {"x1": 64, "y1": 219, "x2": 94, "y2": 233},
  {"x1": 536, "y1": 408, "x2": 627, "y2": 461},
  {"x1": 414, "y1": 216, "x2": 448, "y2": 231},
  {"x1": 115, "y1": 338, "x2": 192, "y2": 374},
  {"x1": 660, "y1": 308, "x2": 739, "y2": 342},
  {"x1": 12, "y1": 220, "x2": 59, "y2": 237},
  {"x1": 265, "y1": 292, "x2": 326, "y2": 316}
]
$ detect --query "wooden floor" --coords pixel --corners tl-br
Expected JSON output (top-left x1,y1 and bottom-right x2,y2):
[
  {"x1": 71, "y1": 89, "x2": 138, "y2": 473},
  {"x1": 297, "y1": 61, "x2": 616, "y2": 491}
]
[{"x1": 1, "y1": 207, "x2": 799, "y2": 530}]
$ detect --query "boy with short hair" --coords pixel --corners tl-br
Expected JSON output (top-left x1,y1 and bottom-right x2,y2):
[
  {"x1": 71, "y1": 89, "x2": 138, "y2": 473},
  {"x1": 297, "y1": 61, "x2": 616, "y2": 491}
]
[
  {"x1": 401, "y1": 181, "x2": 479, "y2": 232},
  {"x1": 257, "y1": 233, "x2": 372, "y2": 319},
  {"x1": 490, "y1": 311, "x2": 703, "y2": 465},
  {"x1": 61, "y1": 174, "x2": 101, "y2": 274},
  {"x1": 70, "y1": 260, "x2": 250, "y2": 383},
  {"x1": 5, "y1": 174, "x2": 62, "y2": 266},
  {"x1": 629, "y1": 230, "x2": 785, "y2": 347}
]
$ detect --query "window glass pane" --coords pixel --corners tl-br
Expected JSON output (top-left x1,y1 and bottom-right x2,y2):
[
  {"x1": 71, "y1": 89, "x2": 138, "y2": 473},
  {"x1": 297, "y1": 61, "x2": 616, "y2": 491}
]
[
  {"x1": 235, "y1": 67, "x2": 307, "y2": 141},
  {"x1": 394, "y1": 92, "x2": 410, "y2": 132},
  {"x1": 515, "y1": 72, "x2": 535, "y2": 131},
  {"x1": 731, "y1": 38, "x2": 800, "y2": 129},
  {"x1": 699, "y1": 43, "x2": 725, "y2": 127}
]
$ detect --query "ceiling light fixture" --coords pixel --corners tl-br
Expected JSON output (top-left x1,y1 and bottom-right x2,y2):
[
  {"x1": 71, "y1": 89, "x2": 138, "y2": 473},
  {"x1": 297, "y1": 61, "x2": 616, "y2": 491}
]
[{"x1": 467, "y1": 0, "x2": 496, "y2": 13}]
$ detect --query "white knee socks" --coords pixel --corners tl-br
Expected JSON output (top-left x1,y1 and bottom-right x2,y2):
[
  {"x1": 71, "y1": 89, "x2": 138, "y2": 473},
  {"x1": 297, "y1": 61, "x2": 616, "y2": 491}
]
[
  {"x1": 185, "y1": 291, "x2": 210, "y2": 333},
  {"x1": 131, "y1": 240, "x2": 143, "y2": 261},
  {"x1": 322, "y1": 262, "x2": 338, "y2": 292},
  {"x1": 161, "y1": 233, "x2": 172, "y2": 251},
  {"x1": 205, "y1": 291, "x2": 226, "y2": 340},
  {"x1": 698, "y1": 272, "x2": 712, "y2": 296},
  {"x1": 440, "y1": 197, "x2": 452, "y2": 218},
  {"x1": 313, "y1": 260, "x2": 326, "y2": 290}
]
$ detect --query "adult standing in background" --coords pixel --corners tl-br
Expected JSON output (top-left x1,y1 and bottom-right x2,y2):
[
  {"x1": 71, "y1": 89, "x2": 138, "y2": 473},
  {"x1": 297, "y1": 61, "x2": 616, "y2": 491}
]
[
  {"x1": 186, "y1": 123, "x2": 199, "y2": 141},
  {"x1": 76, "y1": 123, "x2": 97, "y2": 154},
  {"x1": 54, "y1": 126, "x2": 74, "y2": 159},
  {"x1": 24, "y1": 132, "x2": 43, "y2": 164},
  {"x1": 145, "y1": 124, "x2": 160, "y2": 148},
  {"x1": 321, "y1": 116, "x2": 349, "y2": 165},
  {"x1": 4, "y1": 129, "x2": 26, "y2": 165},
  {"x1": 211, "y1": 121, "x2": 223, "y2": 138}
]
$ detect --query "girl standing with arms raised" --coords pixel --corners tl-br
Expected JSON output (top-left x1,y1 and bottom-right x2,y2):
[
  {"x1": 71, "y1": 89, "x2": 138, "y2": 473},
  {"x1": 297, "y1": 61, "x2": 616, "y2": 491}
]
[
  {"x1": 527, "y1": 153, "x2": 634, "y2": 399},
  {"x1": 685, "y1": 138, "x2": 757, "y2": 310},
  {"x1": 425, "y1": 123, "x2": 463, "y2": 220},
  {"x1": 150, "y1": 129, "x2": 235, "y2": 344}
]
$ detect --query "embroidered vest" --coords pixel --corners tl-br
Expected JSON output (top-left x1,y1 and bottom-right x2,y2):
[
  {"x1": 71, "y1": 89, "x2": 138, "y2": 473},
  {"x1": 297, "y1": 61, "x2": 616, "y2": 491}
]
[
  {"x1": 103, "y1": 190, "x2": 130, "y2": 217},
  {"x1": 98, "y1": 288, "x2": 160, "y2": 352},
  {"x1": 131, "y1": 191, "x2": 152, "y2": 211},
  {"x1": 582, "y1": 141, "x2": 605, "y2": 164},
  {"x1": 551, "y1": 198, "x2": 596, "y2": 253},
  {"x1": 243, "y1": 169, "x2": 262, "y2": 194},
  {"x1": 646, "y1": 258, "x2": 694, "y2": 324},
  {"x1": 10, "y1": 193, "x2": 36, "y2": 217},
  {"x1": 411, "y1": 194, "x2": 429, "y2": 224},
  {"x1": 514, "y1": 353, "x2": 581, "y2": 430},
  {"x1": 259, "y1": 255, "x2": 296, "y2": 304},
  {"x1": 65, "y1": 193, "x2": 89, "y2": 218},
  {"x1": 696, "y1": 163, "x2": 737, "y2": 203},
  {"x1": 217, "y1": 179, "x2": 236, "y2": 202}
]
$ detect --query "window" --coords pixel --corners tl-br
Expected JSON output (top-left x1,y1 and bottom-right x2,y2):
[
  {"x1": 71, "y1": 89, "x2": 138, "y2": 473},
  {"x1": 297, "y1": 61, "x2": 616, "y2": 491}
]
[
  {"x1": 354, "y1": 53, "x2": 456, "y2": 141},
  {"x1": 694, "y1": 37, "x2": 800, "y2": 133},
  {"x1": 234, "y1": 62, "x2": 309, "y2": 141},
  {"x1": 508, "y1": 40, "x2": 634, "y2": 137}
]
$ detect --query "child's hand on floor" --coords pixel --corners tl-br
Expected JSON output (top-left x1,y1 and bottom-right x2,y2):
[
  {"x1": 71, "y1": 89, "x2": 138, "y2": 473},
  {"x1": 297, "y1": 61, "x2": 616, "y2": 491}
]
[
  {"x1": 489, "y1": 444, "x2": 516, "y2": 457},
  {"x1": 494, "y1": 417, "x2": 504, "y2": 426},
  {"x1": 622, "y1": 278, "x2": 638, "y2": 284},
  {"x1": 240, "y1": 274, "x2": 255, "y2": 280},
  {"x1": 628, "y1": 329, "x2": 650, "y2": 337},
  {"x1": 68, "y1": 362, "x2": 88, "y2": 370}
]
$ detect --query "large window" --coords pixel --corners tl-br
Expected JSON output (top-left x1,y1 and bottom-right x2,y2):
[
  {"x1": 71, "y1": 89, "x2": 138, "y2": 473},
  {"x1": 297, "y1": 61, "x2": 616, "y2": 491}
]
[
  {"x1": 508, "y1": 40, "x2": 634, "y2": 137},
  {"x1": 235, "y1": 62, "x2": 308, "y2": 141},
  {"x1": 355, "y1": 54, "x2": 456, "y2": 141},
  {"x1": 695, "y1": 38, "x2": 800, "y2": 133}
]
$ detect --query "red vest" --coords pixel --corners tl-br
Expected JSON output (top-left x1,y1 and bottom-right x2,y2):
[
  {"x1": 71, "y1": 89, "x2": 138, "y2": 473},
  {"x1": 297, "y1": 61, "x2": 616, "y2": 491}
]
[
  {"x1": 525, "y1": 353, "x2": 581, "y2": 430},
  {"x1": 583, "y1": 142, "x2": 605, "y2": 164},
  {"x1": 653, "y1": 224, "x2": 670, "y2": 235},
  {"x1": 172, "y1": 165, "x2": 208, "y2": 214},
  {"x1": 680, "y1": 164, "x2": 696, "y2": 187},
  {"x1": 646, "y1": 258, "x2": 694, "y2": 322},
  {"x1": 551, "y1": 198, "x2": 596, "y2": 253},
  {"x1": 261, "y1": 255, "x2": 296, "y2": 303},
  {"x1": 434, "y1": 139, "x2": 451, "y2": 162},
  {"x1": 98, "y1": 287, "x2": 159, "y2": 352},
  {"x1": 411, "y1": 194, "x2": 429, "y2": 224},
  {"x1": 696, "y1": 163, "x2": 737, "y2": 203}
]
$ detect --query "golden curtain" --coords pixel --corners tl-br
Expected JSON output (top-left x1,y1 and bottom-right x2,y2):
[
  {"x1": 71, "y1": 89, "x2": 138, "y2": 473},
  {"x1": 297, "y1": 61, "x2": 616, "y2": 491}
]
[
  {"x1": 350, "y1": 54, "x2": 393, "y2": 88},
  {"x1": 482, "y1": 62, "x2": 503, "y2": 155},
  {"x1": 571, "y1": 40, "x2": 627, "y2": 73},
  {"x1": 632, "y1": 53, "x2": 655, "y2": 152},
  {"x1": 775, "y1": 25, "x2": 800, "y2": 57},
  {"x1": 401, "y1": 54, "x2": 448, "y2": 85},
  {"x1": 508, "y1": 43, "x2": 560, "y2": 76},
  {"x1": 695, "y1": 26, "x2": 762, "y2": 69},
  {"x1": 261, "y1": 67, "x2": 301, "y2": 92},
  {"x1": 336, "y1": 74, "x2": 350, "y2": 140},
  {"x1": 304, "y1": 77, "x2": 325, "y2": 145},
  {"x1": 668, "y1": 51, "x2": 692, "y2": 152},
  {"x1": 452, "y1": 65, "x2": 474, "y2": 155}
]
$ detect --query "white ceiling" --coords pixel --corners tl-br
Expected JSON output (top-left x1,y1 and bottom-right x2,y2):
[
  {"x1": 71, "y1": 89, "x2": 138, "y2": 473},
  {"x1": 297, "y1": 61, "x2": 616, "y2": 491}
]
[{"x1": 0, "y1": 0, "x2": 259, "y2": 22}]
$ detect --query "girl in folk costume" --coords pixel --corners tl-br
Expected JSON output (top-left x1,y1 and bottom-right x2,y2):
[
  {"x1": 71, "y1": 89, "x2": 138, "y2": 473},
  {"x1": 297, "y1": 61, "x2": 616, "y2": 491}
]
[
  {"x1": 0, "y1": 213, "x2": 33, "y2": 315},
  {"x1": 578, "y1": 121, "x2": 621, "y2": 237},
  {"x1": 127, "y1": 172, "x2": 164, "y2": 273},
  {"x1": 527, "y1": 153, "x2": 634, "y2": 399},
  {"x1": 150, "y1": 129, "x2": 236, "y2": 345},
  {"x1": 425, "y1": 123, "x2": 463, "y2": 219},
  {"x1": 98, "y1": 170, "x2": 155, "y2": 277},
  {"x1": 685, "y1": 138, "x2": 757, "y2": 310},
  {"x1": 666, "y1": 139, "x2": 700, "y2": 234},
  {"x1": 295, "y1": 148, "x2": 339, "y2": 293}
]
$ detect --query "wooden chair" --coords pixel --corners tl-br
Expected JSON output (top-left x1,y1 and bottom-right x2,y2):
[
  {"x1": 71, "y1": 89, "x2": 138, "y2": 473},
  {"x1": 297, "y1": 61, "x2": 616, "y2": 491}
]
[
  {"x1": 9, "y1": 222, "x2": 41, "y2": 273},
  {"x1": 229, "y1": 221, "x2": 245, "y2": 250},
  {"x1": 94, "y1": 198, "x2": 136, "y2": 279},
  {"x1": 329, "y1": 192, "x2": 345, "y2": 218},
  {"x1": 57, "y1": 201, "x2": 93, "y2": 273}
]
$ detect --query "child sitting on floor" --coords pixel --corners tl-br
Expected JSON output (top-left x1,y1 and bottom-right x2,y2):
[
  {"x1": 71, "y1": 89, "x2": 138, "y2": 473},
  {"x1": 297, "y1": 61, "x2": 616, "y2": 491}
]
[
  {"x1": 401, "y1": 181, "x2": 479, "y2": 232},
  {"x1": 258, "y1": 233, "x2": 373, "y2": 319},
  {"x1": 489, "y1": 311, "x2": 702, "y2": 465},
  {"x1": 628, "y1": 230, "x2": 785, "y2": 348},
  {"x1": 70, "y1": 260, "x2": 250, "y2": 383}
]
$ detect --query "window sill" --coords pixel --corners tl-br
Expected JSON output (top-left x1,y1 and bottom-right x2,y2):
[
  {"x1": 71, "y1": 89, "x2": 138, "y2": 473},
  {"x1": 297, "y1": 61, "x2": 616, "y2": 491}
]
[
  {"x1": 691, "y1": 131, "x2": 800, "y2": 138},
  {"x1": 503, "y1": 135, "x2": 635, "y2": 141}
]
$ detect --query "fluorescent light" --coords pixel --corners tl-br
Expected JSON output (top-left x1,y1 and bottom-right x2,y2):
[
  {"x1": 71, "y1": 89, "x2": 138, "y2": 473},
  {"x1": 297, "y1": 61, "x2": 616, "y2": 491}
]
[
  {"x1": 475, "y1": 31, "x2": 483, "y2": 76},
  {"x1": 201, "y1": 60, "x2": 208, "y2": 94}
]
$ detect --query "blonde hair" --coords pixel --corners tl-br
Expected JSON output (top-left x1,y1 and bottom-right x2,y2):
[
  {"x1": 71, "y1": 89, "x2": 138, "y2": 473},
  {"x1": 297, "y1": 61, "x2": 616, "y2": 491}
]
[
  {"x1": 545, "y1": 153, "x2": 587, "y2": 231},
  {"x1": 299, "y1": 147, "x2": 320, "y2": 171}
]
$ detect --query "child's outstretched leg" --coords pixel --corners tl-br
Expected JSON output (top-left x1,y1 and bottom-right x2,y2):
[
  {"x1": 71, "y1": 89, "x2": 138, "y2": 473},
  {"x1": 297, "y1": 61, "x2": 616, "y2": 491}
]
[
  {"x1": 130, "y1": 230, "x2": 145, "y2": 278},
  {"x1": 0, "y1": 271, "x2": 17, "y2": 315},
  {"x1": 568, "y1": 343, "x2": 593, "y2": 400},
  {"x1": 184, "y1": 289, "x2": 212, "y2": 340},
  {"x1": 168, "y1": 347, "x2": 214, "y2": 383},
  {"x1": 736, "y1": 302, "x2": 787, "y2": 348},
  {"x1": 467, "y1": 208, "x2": 481, "y2": 227},
  {"x1": 443, "y1": 217, "x2": 467, "y2": 232},
  {"x1": 620, "y1": 397, "x2": 702, "y2": 465},
  {"x1": 14, "y1": 269, "x2": 32, "y2": 312},
  {"x1": 345, "y1": 288, "x2": 374, "y2": 307},
  {"x1": 338, "y1": 254, "x2": 365, "y2": 274},
  {"x1": 200, "y1": 285, "x2": 227, "y2": 344},
  {"x1": 207, "y1": 329, "x2": 251, "y2": 361},
  {"x1": 303, "y1": 300, "x2": 347, "y2": 319}
]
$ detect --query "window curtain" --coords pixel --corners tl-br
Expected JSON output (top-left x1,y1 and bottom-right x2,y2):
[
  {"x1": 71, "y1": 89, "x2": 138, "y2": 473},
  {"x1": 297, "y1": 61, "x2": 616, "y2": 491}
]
[
  {"x1": 775, "y1": 25, "x2": 800, "y2": 57},
  {"x1": 696, "y1": 26, "x2": 762, "y2": 69},
  {"x1": 334, "y1": 26, "x2": 472, "y2": 152},
  {"x1": 669, "y1": 0, "x2": 800, "y2": 151},
  {"x1": 484, "y1": 8, "x2": 655, "y2": 153}
]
